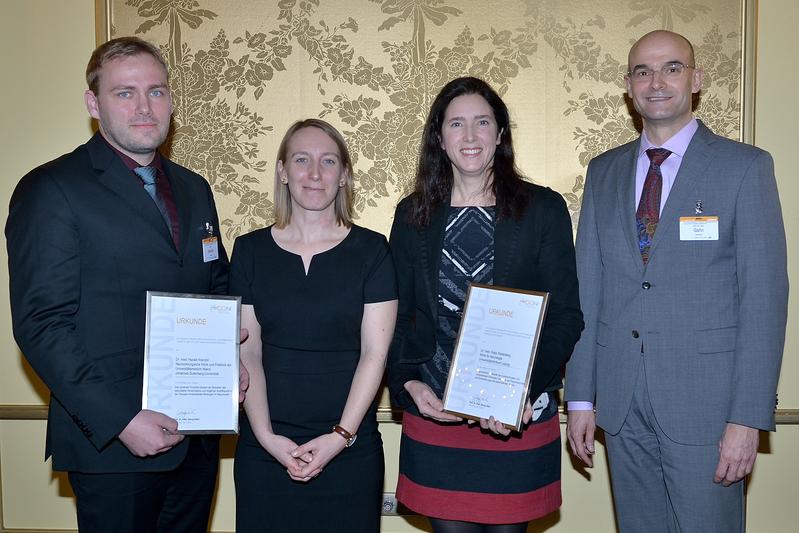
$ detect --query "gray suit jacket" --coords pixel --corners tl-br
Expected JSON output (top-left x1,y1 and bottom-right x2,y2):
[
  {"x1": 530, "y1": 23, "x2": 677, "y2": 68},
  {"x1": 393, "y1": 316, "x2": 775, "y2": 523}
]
[{"x1": 565, "y1": 122, "x2": 787, "y2": 445}]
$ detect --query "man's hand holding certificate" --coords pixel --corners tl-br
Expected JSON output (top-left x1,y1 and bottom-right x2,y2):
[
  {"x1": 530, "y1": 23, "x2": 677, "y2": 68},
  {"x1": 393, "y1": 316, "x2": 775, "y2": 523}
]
[
  {"x1": 142, "y1": 292, "x2": 241, "y2": 434},
  {"x1": 443, "y1": 284, "x2": 549, "y2": 431}
]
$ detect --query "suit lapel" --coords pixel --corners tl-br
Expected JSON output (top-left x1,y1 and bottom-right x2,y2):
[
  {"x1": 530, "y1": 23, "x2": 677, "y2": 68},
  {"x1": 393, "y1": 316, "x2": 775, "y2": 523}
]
[
  {"x1": 162, "y1": 160, "x2": 192, "y2": 259},
  {"x1": 647, "y1": 123, "x2": 715, "y2": 261},
  {"x1": 494, "y1": 212, "x2": 520, "y2": 286},
  {"x1": 615, "y1": 140, "x2": 645, "y2": 272},
  {"x1": 420, "y1": 204, "x2": 448, "y2": 317},
  {"x1": 88, "y1": 134, "x2": 174, "y2": 247}
]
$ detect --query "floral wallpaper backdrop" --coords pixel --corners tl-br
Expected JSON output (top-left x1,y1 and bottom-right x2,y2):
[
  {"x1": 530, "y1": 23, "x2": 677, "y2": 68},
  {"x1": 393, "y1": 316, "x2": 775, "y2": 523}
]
[{"x1": 109, "y1": 0, "x2": 744, "y2": 238}]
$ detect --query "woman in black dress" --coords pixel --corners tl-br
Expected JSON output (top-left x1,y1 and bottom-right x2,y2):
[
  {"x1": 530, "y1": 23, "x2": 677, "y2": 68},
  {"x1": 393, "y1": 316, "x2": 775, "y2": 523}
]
[
  {"x1": 388, "y1": 77, "x2": 584, "y2": 531},
  {"x1": 231, "y1": 119, "x2": 397, "y2": 532}
]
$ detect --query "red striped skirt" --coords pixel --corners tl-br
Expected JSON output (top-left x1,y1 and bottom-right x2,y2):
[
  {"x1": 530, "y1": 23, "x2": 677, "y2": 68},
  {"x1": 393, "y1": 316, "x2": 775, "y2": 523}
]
[{"x1": 396, "y1": 408, "x2": 561, "y2": 524}]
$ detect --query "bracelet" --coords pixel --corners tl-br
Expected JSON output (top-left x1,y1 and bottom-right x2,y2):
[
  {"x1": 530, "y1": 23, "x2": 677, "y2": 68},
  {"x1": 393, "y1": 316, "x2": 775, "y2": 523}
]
[{"x1": 332, "y1": 424, "x2": 357, "y2": 447}]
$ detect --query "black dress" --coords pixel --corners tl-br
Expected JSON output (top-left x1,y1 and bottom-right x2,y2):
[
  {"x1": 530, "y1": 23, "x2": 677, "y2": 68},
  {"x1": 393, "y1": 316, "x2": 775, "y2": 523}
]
[{"x1": 230, "y1": 225, "x2": 397, "y2": 533}]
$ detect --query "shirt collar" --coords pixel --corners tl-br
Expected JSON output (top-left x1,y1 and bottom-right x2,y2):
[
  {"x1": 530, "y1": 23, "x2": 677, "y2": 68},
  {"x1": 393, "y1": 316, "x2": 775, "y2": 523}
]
[
  {"x1": 99, "y1": 133, "x2": 165, "y2": 175},
  {"x1": 639, "y1": 117, "x2": 699, "y2": 159}
]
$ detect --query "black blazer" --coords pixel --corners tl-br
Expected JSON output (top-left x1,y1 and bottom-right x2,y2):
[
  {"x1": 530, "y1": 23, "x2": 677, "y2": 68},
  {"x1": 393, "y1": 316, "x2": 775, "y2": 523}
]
[
  {"x1": 387, "y1": 182, "x2": 583, "y2": 409},
  {"x1": 6, "y1": 133, "x2": 228, "y2": 473}
]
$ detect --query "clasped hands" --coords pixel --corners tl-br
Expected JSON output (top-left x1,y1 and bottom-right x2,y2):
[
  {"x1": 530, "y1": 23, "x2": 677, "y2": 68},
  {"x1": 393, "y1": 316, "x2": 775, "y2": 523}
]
[
  {"x1": 404, "y1": 380, "x2": 533, "y2": 437},
  {"x1": 264, "y1": 432, "x2": 347, "y2": 482}
]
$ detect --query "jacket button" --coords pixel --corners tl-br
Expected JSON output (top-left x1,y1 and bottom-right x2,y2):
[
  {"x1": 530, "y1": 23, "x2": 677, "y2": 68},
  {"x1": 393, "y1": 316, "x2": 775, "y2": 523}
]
[
  {"x1": 632, "y1": 330, "x2": 640, "y2": 338},
  {"x1": 642, "y1": 281, "x2": 651, "y2": 290}
]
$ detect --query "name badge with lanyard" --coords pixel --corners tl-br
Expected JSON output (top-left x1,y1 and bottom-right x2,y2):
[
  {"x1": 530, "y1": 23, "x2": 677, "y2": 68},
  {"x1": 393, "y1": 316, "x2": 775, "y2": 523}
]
[
  {"x1": 202, "y1": 222, "x2": 219, "y2": 262},
  {"x1": 679, "y1": 200, "x2": 719, "y2": 241}
]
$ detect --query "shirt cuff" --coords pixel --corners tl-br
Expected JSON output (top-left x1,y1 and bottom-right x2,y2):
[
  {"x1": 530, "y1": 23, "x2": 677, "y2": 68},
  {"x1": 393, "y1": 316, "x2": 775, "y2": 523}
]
[{"x1": 567, "y1": 401, "x2": 594, "y2": 411}]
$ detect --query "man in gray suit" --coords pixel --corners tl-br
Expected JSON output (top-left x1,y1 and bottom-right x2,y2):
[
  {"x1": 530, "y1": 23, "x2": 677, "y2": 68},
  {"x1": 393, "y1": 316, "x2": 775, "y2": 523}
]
[{"x1": 565, "y1": 30, "x2": 787, "y2": 532}]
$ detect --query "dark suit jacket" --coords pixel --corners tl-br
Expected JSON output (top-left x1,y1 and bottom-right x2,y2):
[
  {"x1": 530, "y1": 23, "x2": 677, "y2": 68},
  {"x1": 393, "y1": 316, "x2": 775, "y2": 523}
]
[
  {"x1": 6, "y1": 133, "x2": 229, "y2": 473},
  {"x1": 565, "y1": 122, "x2": 788, "y2": 444},
  {"x1": 387, "y1": 182, "x2": 584, "y2": 409}
]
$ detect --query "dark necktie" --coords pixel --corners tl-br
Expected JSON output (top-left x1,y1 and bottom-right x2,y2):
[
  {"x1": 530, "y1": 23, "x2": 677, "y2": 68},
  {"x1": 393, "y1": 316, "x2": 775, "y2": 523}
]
[
  {"x1": 636, "y1": 148, "x2": 671, "y2": 264},
  {"x1": 134, "y1": 166, "x2": 173, "y2": 237}
]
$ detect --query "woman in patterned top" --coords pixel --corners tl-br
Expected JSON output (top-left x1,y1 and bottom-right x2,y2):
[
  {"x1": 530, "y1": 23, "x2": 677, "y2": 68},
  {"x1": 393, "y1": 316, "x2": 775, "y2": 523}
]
[{"x1": 388, "y1": 76, "x2": 584, "y2": 532}]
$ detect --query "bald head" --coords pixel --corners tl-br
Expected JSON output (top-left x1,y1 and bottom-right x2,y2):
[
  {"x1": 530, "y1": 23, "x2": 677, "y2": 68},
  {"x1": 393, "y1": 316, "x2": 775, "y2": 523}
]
[
  {"x1": 624, "y1": 30, "x2": 703, "y2": 144},
  {"x1": 629, "y1": 30, "x2": 695, "y2": 72}
]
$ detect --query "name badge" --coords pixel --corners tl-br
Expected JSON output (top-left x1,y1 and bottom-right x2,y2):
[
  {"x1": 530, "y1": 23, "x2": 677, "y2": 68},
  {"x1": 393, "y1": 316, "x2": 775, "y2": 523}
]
[
  {"x1": 202, "y1": 236, "x2": 219, "y2": 262},
  {"x1": 679, "y1": 216, "x2": 719, "y2": 241}
]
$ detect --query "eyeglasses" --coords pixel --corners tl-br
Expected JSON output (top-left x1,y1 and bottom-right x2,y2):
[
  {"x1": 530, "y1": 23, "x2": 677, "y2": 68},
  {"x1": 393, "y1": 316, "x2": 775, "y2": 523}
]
[{"x1": 627, "y1": 62, "x2": 695, "y2": 82}]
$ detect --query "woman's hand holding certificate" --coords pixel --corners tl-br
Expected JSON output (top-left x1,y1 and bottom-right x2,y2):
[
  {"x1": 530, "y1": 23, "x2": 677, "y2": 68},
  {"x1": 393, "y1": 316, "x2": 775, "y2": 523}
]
[
  {"x1": 442, "y1": 284, "x2": 549, "y2": 432},
  {"x1": 405, "y1": 380, "x2": 462, "y2": 423}
]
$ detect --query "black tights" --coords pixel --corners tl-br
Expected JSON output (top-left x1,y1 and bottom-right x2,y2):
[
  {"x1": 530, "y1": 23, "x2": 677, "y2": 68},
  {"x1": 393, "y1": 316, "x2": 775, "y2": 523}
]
[{"x1": 429, "y1": 518, "x2": 528, "y2": 533}]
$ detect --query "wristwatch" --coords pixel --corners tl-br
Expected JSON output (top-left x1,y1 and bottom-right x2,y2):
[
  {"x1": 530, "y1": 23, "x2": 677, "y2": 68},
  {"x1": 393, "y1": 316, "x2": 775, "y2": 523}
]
[{"x1": 332, "y1": 424, "x2": 357, "y2": 447}]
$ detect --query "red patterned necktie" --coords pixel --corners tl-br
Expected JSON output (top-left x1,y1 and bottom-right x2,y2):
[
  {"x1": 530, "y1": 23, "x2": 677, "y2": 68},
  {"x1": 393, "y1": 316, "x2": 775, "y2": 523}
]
[{"x1": 636, "y1": 148, "x2": 671, "y2": 264}]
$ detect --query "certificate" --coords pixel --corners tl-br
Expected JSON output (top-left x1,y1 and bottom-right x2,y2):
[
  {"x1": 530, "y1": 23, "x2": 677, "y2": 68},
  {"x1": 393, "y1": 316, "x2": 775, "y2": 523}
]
[
  {"x1": 443, "y1": 283, "x2": 549, "y2": 431},
  {"x1": 142, "y1": 291, "x2": 241, "y2": 434}
]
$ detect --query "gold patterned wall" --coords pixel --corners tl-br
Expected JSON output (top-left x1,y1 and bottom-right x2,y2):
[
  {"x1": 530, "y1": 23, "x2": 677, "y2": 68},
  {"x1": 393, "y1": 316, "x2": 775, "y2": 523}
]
[{"x1": 108, "y1": 0, "x2": 745, "y2": 238}]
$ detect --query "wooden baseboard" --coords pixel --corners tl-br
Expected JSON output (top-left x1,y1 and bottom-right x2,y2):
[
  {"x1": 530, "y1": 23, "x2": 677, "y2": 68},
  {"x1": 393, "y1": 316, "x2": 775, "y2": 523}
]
[{"x1": 3, "y1": 405, "x2": 798, "y2": 424}]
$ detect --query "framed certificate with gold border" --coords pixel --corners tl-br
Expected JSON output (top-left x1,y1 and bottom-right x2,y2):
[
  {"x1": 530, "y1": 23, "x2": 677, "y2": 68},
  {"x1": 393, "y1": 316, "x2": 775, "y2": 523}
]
[{"x1": 442, "y1": 283, "x2": 549, "y2": 431}]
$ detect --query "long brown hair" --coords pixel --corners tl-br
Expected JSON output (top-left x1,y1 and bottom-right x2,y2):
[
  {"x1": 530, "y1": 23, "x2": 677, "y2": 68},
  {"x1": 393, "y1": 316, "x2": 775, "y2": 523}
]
[{"x1": 408, "y1": 77, "x2": 531, "y2": 227}]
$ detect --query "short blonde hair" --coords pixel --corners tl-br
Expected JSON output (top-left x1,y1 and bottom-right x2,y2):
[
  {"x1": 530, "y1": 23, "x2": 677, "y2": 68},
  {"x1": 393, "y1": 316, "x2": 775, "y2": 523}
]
[
  {"x1": 86, "y1": 37, "x2": 168, "y2": 94},
  {"x1": 273, "y1": 119, "x2": 354, "y2": 228}
]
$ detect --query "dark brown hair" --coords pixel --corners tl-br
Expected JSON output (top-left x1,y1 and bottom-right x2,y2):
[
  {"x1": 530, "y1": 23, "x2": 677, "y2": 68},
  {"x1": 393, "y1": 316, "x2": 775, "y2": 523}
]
[{"x1": 408, "y1": 76, "x2": 531, "y2": 227}]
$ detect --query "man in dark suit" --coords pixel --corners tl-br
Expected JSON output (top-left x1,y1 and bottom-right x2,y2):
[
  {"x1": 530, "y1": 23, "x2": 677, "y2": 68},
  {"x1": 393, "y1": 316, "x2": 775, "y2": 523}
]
[
  {"x1": 6, "y1": 37, "x2": 230, "y2": 532},
  {"x1": 565, "y1": 30, "x2": 787, "y2": 532}
]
